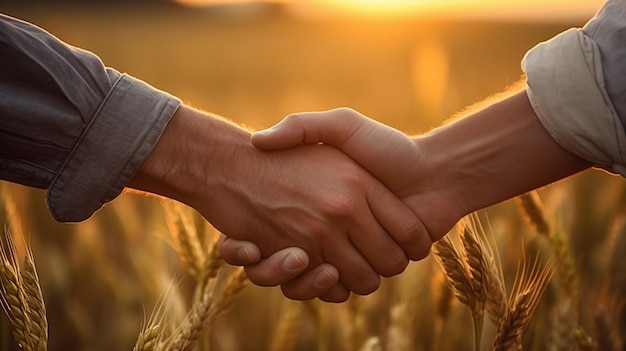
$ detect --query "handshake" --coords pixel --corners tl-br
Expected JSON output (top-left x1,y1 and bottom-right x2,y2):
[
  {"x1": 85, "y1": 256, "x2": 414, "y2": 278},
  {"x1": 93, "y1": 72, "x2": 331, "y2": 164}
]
[{"x1": 131, "y1": 89, "x2": 590, "y2": 303}]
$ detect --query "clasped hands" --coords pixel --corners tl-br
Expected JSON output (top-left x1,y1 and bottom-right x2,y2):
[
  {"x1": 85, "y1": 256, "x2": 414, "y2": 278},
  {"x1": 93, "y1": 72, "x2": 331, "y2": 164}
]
[{"x1": 217, "y1": 108, "x2": 464, "y2": 302}]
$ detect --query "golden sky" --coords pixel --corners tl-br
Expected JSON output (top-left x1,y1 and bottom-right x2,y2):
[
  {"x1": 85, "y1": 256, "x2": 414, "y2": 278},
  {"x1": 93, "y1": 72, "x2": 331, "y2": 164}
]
[{"x1": 176, "y1": 0, "x2": 606, "y2": 20}]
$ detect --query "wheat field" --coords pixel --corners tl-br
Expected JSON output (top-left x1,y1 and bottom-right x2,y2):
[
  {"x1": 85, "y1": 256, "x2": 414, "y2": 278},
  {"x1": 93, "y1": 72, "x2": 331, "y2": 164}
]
[{"x1": 1, "y1": 4, "x2": 625, "y2": 351}]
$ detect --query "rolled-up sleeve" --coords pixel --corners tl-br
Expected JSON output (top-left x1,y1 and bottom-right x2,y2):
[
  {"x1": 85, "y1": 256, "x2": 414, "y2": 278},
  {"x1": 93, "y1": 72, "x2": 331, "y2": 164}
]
[
  {"x1": 0, "y1": 14, "x2": 181, "y2": 222},
  {"x1": 522, "y1": 0, "x2": 626, "y2": 176}
]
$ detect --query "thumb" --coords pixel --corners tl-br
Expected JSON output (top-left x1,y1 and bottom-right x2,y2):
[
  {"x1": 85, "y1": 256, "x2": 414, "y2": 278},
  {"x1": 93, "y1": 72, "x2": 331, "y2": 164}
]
[
  {"x1": 251, "y1": 109, "x2": 360, "y2": 150},
  {"x1": 251, "y1": 116, "x2": 306, "y2": 150}
]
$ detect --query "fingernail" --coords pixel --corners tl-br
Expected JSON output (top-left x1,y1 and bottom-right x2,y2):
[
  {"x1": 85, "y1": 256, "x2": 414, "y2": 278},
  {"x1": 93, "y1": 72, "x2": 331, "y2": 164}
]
[
  {"x1": 314, "y1": 269, "x2": 336, "y2": 289},
  {"x1": 282, "y1": 252, "x2": 306, "y2": 272},
  {"x1": 237, "y1": 247, "x2": 253, "y2": 263}
]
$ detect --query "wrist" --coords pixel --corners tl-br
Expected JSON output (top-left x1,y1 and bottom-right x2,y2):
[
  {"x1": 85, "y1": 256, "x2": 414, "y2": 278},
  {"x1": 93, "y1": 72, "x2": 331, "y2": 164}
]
[
  {"x1": 417, "y1": 91, "x2": 591, "y2": 216},
  {"x1": 128, "y1": 105, "x2": 252, "y2": 211}
]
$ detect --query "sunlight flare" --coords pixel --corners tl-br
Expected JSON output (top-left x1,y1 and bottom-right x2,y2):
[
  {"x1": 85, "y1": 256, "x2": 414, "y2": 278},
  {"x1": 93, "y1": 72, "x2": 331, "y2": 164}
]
[{"x1": 175, "y1": 0, "x2": 605, "y2": 20}]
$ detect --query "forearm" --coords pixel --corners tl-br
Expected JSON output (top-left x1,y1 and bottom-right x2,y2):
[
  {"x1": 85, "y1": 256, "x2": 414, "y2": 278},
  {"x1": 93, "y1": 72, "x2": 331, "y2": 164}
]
[
  {"x1": 417, "y1": 90, "x2": 592, "y2": 216},
  {"x1": 0, "y1": 14, "x2": 181, "y2": 222},
  {"x1": 127, "y1": 105, "x2": 252, "y2": 214}
]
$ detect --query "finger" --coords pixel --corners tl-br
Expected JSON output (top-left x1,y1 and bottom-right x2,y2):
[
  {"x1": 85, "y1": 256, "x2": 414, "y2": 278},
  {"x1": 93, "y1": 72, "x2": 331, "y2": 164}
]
[
  {"x1": 318, "y1": 284, "x2": 351, "y2": 303},
  {"x1": 253, "y1": 110, "x2": 417, "y2": 192},
  {"x1": 217, "y1": 235, "x2": 262, "y2": 266},
  {"x1": 323, "y1": 238, "x2": 381, "y2": 295},
  {"x1": 367, "y1": 185, "x2": 433, "y2": 261},
  {"x1": 279, "y1": 264, "x2": 349, "y2": 301},
  {"x1": 243, "y1": 247, "x2": 310, "y2": 287},
  {"x1": 251, "y1": 109, "x2": 362, "y2": 150},
  {"x1": 345, "y1": 204, "x2": 410, "y2": 277}
]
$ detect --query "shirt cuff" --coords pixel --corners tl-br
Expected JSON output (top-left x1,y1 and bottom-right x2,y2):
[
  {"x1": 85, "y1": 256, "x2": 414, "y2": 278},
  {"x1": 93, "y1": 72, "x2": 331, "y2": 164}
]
[
  {"x1": 47, "y1": 73, "x2": 181, "y2": 222},
  {"x1": 522, "y1": 28, "x2": 626, "y2": 176}
]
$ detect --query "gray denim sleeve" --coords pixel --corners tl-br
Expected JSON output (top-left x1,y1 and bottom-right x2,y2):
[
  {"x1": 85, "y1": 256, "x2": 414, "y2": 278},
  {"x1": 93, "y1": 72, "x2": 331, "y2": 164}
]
[
  {"x1": 522, "y1": 0, "x2": 626, "y2": 175},
  {"x1": 583, "y1": 0, "x2": 626, "y2": 132},
  {"x1": 0, "y1": 14, "x2": 181, "y2": 222}
]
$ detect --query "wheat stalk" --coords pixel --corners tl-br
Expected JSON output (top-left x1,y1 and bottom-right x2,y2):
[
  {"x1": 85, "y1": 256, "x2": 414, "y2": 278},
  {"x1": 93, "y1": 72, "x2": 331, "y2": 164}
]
[
  {"x1": 435, "y1": 215, "x2": 498, "y2": 351},
  {"x1": 459, "y1": 222, "x2": 489, "y2": 351},
  {"x1": 433, "y1": 236, "x2": 475, "y2": 309},
  {"x1": 134, "y1": 325, "x2": 162, "y2": 351},
  {"x1": 433, "y1": 234, "x2": 481, "y2": 350},
  {"x1": 165, "y1": 203, "x2": 206, "y2": 280},
  {"x1": 0, "y1": 225, "x2": 47, "y2": 351},
  {"x1": 164, "y1": 266, "x2": 248, "y2": 351},
  {"x1": 165, "y1": 289, "x2": 214, "y2": 351},
  {"x1": 193, "y1": 240, "x2": 224, "y2": 305},
  {"x1": 209, "y1": 268, "x2": 249, "y2": 318},
  {"x1": 476, "y1": 221, "x2": 507, "y2": 325},
  {"x1": 133, "y1": 285, "x2": 171, "y2": 351},
  {"x1": 359, "y1": 337, "x2": 382, "y2": 351},
  {"x1": 386, "y1": 303, "x2": 410, "y2": 351},
  {"x1": 550, "y1": 227, "x2": 579, "y2": 311},
  {"x1": 22, "y1": 251, "x2": 47, "y2": 351},
  {"x1": 431, "y1": 268, "x2": 454, "y2": 351},
  {"x1": 0, "y1": 254, "x2": 31, "y2": 350},
  {"x1": 517, "y1": 192, "x2": 579, "y2": 312},
  {"x1": 592, "y1": 308, "x2": 616, "y2": 351},
  {"x1": 517, "y1": 192, "x2": 550, "y2": 236},
  {"x1": 348, "y1": 294, "x2": 367, "y2": 351},
  {"x1": 270, "y1": 301, "x2": 301, "y2": 351},
  {"x1": 548, "y1": 301, "x2": 575, "y2": 351},
  {"x1": 492, "y1": 254, "x2": 554, "y2": 351}
]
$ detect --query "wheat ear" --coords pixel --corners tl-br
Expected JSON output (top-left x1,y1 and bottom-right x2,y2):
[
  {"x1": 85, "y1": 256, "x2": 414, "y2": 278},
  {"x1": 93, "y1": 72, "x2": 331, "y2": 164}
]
[
  {"x1": 435, "y1": 215, "x2": 497, "y2": 351},
  {"x1": 492, "y1": 254, "x2": 553, "y2": 351},
  {"x1": 22, "y1": 250, "x2": 47, "y2": 351},
  {"x1": 165, "y1": 267, "x2": 248, "y2": 351},
  {"x1": 473, "y1": 218, "x2": 507, "y2": 324},
  {"x1": 165, "y1": 289, "x2": 214, "y2": 351},
  {"x1": 133, "y1": 285, "x2": 172, "y2": 351},
  {"x1": 209, "y1": 268, "x2": 249, "y2": 317},
  {"x1": 433, "y1": 236, "x2": 474, "y2": 309},
  {"x1": 460, "y1": 228, "x2": 487, "y2": 351},
  {"x1": 193, "y1": 240, "x2": 224, "y2": 305},
  {"x1": 0, "y1": 225, "x2": 47, "y2": 351},
  {"x1": 434, "y1": 232, "x2": 485, "y2": 351},
  {"x1": 517, "y1": 192, "x2": 550, "y2": 236},
  {"x1": 165, "y1": 203, "x2": 206, "y2": 279},
  {"x1": 517, "y1": 192, "x2": 579, "y2": 311}
]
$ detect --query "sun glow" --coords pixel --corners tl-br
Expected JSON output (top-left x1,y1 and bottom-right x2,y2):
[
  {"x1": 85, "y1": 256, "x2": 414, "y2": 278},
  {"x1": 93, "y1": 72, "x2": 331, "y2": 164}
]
[{"x1": 175, "y1": 0, "x2": 605, "y2": 20}]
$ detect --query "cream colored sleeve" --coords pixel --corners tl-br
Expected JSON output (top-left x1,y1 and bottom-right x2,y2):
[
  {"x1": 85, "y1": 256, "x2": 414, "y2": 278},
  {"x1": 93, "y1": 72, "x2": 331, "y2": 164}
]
[{"x1": 522, "y1": 28, "x2": 626, "y2": 176}]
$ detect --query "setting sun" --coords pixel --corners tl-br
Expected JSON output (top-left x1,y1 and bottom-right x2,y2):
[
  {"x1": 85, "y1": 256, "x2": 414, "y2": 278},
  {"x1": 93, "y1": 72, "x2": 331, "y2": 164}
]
[{"x1": 175, "y1": 0, "x2": 605, "y2": 19}]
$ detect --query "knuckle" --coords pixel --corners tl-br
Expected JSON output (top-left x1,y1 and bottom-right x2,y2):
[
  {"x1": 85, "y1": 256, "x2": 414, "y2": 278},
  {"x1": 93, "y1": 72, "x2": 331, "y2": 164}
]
[
  {"x1": 331, "y1": 106, "x2": 359, "y2": 117},
  {"x1": 320, "y1": 289, "x2": 351, "y2": 303},
  {"x1": 281, "y1": 287, "x2": 312, "y2": 301},
  {"x1": 283, "y1": 112, "x2": 303, "y2": 124},
  {"x1": 351, "y1": 274, "x2": 380, "y2": 295},
  {"x1": 326, "y1": 194, "x2": 358, "y2": 219},
  {"x1": 379, "y1": 253, "x2": 409, "y2": 277},
  {"x1": 305, "y1": 222, "x2": 332, "y2": 244},
  {"x1": 395, "y1": 218, "x2": 426, "y2": 246},
  {"x1": 413, "y1": 242, "x2": 433, "y2": 261},
  {"x1": 244, "y1": 268, "x2": 276, "y2": 287}
]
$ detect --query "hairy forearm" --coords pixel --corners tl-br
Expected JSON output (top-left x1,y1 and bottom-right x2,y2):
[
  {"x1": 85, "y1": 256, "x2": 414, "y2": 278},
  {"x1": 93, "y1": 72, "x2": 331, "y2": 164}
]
[
  {"x1": 127, "y1": 105, "x2": 252, "y2": 211},
  {"x1": 417, "y1": 90, "x2": 592, "y2": 216}
]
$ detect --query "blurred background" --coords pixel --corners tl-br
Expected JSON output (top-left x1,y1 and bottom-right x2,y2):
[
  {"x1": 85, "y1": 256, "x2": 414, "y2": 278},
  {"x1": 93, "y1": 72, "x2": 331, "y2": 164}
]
[
  {"x1": 1, "y1": 1, "x2": 624, "y2": 350},
  {"x1": 0, "y1": 0, "x2": 605, "y2": 133}
]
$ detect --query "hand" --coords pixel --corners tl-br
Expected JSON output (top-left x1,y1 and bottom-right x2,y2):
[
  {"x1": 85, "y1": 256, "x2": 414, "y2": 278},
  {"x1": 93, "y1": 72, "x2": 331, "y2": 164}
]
[
  {"x1": 219, "y1": 91, "x2": 591, "y2": 299},
  {"x1": 219, "y1": 107, "x2": 457, "y2": 294},
  {"x1": 129, "y1": 105, "x2": 428, "y2": 302},
  {"x1": 251, "y1": 107, "x2": 464, "y2": 244},
  {"x1": 217, "y1": 235, "x2": 343, "y2": 300}
]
